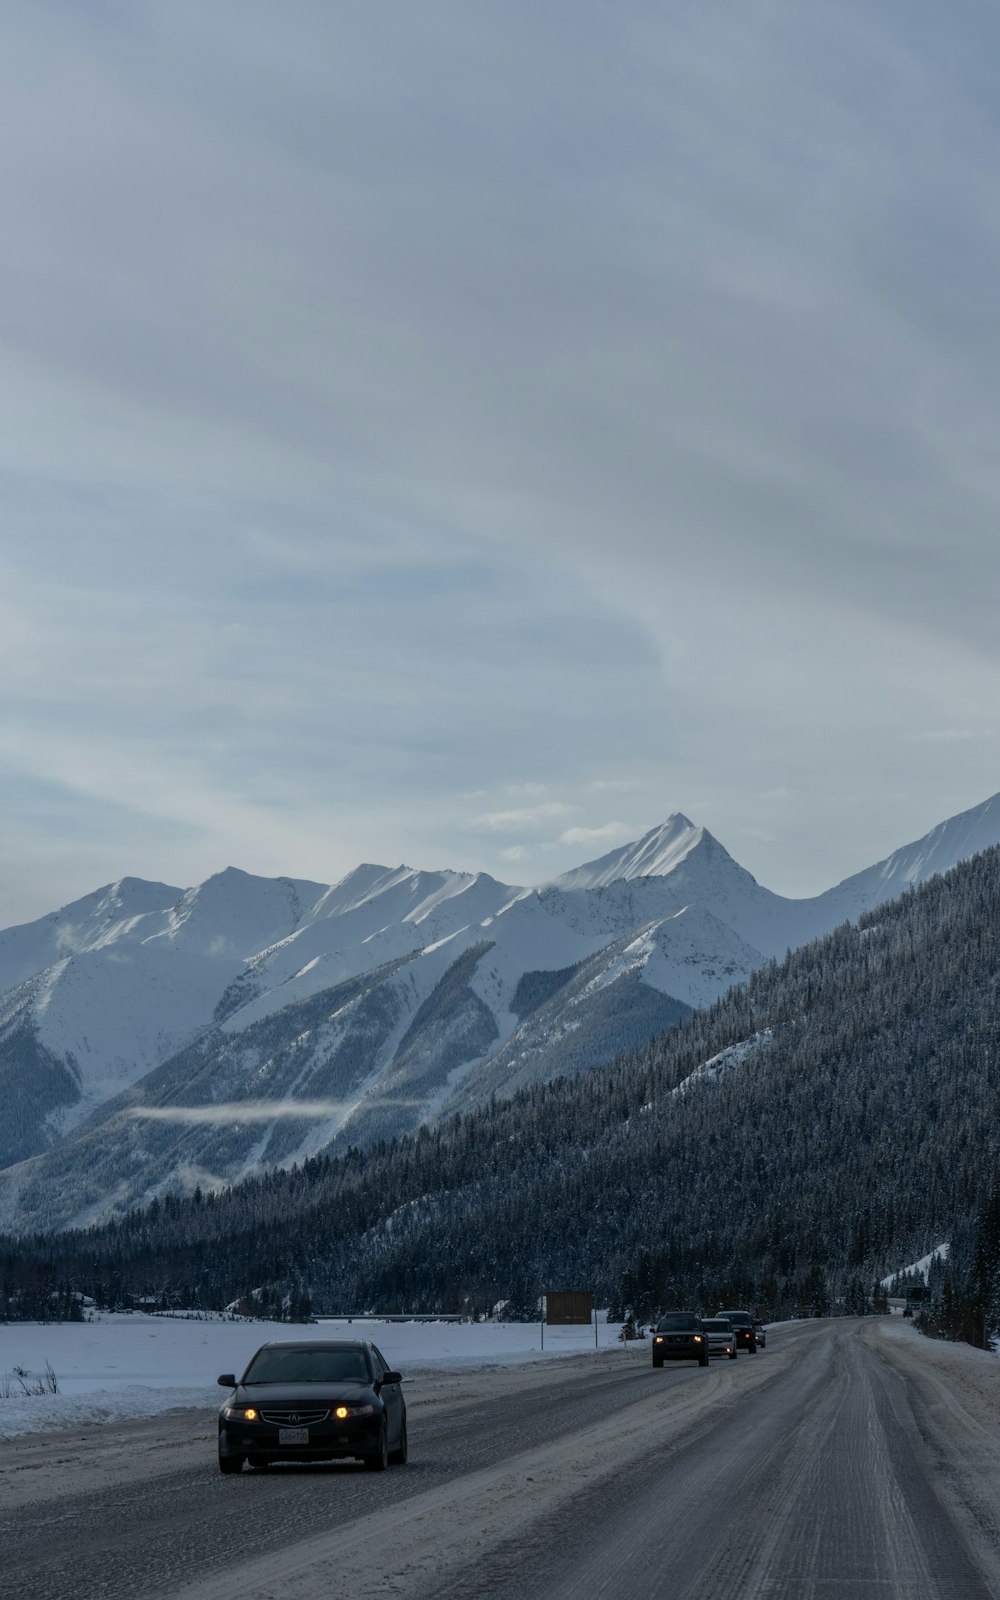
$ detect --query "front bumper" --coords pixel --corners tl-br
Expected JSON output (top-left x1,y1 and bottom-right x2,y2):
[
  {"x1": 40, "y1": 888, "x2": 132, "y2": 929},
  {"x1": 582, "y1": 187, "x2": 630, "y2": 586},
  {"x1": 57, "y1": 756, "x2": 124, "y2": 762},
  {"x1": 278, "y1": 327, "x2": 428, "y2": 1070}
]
[
  {"x1": 219, "y1": 1417, "x2": 382, "y2": 1463},
  {"x1": 652, "y1": 1338, "x2": 705, "y2": 1361}
]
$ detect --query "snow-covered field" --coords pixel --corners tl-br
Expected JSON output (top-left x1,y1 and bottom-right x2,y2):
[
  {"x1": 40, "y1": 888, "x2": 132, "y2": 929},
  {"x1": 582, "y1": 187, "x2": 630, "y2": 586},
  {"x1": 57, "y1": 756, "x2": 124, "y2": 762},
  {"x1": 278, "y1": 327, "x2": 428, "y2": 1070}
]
[{"x1": 0, "y1": 1311, "x2": 624, "y2": 1439}]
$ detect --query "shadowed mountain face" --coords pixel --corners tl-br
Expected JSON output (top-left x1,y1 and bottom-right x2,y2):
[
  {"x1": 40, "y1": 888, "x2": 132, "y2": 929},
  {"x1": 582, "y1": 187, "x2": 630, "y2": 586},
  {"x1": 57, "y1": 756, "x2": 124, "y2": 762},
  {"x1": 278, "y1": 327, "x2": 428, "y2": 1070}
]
[{"x1": 2, "y1": 792, "x2": 1000, "y2": 1232}]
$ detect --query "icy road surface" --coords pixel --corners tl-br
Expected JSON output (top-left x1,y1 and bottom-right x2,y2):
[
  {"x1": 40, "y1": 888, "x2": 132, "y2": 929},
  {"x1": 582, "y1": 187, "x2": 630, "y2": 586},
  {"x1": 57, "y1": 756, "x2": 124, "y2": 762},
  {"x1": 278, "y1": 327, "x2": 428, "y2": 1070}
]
[{"x1": 3, "y1": 1318, "x2": 1000, "y2": 1599}]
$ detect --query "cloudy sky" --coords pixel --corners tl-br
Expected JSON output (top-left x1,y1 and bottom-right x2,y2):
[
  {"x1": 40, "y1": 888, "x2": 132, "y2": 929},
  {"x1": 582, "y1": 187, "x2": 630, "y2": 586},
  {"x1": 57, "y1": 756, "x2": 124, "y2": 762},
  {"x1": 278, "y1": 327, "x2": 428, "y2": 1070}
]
[{"x1": 2, "y1": 1, "x2": 999, "y2": 926}]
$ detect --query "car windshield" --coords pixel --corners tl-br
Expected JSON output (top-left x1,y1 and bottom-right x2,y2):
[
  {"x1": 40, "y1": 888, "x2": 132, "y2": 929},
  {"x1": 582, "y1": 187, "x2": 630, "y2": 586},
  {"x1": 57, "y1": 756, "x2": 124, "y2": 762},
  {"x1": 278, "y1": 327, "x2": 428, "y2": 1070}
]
[
  {"x1": 701, "y1": 1320, "x2": 731, "y2": 1332},
  {"x1": 720, "y1": 1312, "x2": 751, "y2": 1325},
  {"x1": 657, "y1": 1315, "x2": 699, "y2": 1331},
  {"x1": 243, "y1": 1346, "x2": 371, "y2": 1384}
]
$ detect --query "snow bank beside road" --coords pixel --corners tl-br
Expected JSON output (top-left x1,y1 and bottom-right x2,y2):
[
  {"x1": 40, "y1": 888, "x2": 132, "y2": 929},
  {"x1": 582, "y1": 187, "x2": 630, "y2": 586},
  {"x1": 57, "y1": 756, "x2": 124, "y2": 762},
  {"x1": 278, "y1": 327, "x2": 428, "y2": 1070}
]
[{"x1": 0, "y1": 1312, "x2": 622, "y2": 1439}]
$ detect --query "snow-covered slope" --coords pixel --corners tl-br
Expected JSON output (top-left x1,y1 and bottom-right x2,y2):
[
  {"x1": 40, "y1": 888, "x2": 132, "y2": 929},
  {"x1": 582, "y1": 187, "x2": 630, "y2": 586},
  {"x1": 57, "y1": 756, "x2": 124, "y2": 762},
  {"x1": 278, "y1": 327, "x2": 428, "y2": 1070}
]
[
  {"x1": 553, "y1": 815, "x2": 707, "y2": 889},
  {"x1": 0, "y1": 869, "x2": 325, "y2": 1165},
  {"x1": 0, "y1": 877, "x2": 181, "y2": 992},
  {"x1": 803, "y1": 792, "x2": 1000, "y2": 933},
  {"x1": 2, "y1": 792, "x2": 999, "y2": 1231}
]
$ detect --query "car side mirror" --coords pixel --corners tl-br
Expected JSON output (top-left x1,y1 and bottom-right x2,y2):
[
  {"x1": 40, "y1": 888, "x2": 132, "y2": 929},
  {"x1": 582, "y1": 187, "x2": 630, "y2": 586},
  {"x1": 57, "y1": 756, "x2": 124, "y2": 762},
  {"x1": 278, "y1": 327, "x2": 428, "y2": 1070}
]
[
  {"x1": 217, "y1": 1373, "x2": 238, "y2": 1388},
  {"x1": 381, "y1": 1371, "x2": 403, "y2": 1386}
]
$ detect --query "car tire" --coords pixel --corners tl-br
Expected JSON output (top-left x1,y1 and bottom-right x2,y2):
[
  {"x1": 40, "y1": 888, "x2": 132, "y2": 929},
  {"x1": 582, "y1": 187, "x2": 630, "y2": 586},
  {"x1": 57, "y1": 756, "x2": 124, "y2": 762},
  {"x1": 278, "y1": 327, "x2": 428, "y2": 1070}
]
[
  {"x1": 698, "y1": 1352, "x2": 709, "y2": 1368},
  {"x1": 218, "y1": 1453, "x2": 243, "y2": 1475},
  {"x1": 728, "y1": 1348, "x2": 737, "y2": 1360},
  {"x1": 748, "y1": 1337, "x2": 757, "y2": 1353},
  {"x1": 390, "y1": 1415, "x2": 408, "y2": 1466},
  {"x1": 364, "y1": 1422, "x2": 389, "y2": 1472},
  {"x1": 652, "y1": 1356, "x2": 663, "y2": 1368}
]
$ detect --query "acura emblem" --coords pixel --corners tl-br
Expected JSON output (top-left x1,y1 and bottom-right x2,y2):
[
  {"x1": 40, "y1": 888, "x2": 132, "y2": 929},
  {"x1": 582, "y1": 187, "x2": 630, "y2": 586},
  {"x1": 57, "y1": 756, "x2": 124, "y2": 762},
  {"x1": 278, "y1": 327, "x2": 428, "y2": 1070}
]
[{"x1": 289, "y1": 1412, "x2": 299, "y2": 1424}]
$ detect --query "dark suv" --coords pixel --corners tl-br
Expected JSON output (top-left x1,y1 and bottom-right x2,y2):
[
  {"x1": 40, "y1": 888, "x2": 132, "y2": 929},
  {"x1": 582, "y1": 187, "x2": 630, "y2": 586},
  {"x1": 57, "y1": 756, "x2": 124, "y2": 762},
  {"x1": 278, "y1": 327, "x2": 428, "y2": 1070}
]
[
  {"x1": 652, "y1": 1312, "x2": 709, "y2": 1368},
  {"x1": 716, "y1": 1309, "x2": 758, "y2": 1352}
]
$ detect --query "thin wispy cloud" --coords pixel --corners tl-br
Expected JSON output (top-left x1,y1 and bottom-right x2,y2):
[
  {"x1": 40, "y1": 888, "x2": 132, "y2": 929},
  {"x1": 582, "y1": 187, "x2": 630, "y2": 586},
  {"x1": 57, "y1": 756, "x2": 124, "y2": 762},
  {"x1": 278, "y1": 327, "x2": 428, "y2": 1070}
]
[
  {"x1": 558, "y1": 823, "x2": 635, "y2": 848},
  {"x1": 467, "y1": 803, "x2": 576, "y2": 834},
  {"x1": 129, "y1": 1100, "x2": 424, "y2": 1126}
]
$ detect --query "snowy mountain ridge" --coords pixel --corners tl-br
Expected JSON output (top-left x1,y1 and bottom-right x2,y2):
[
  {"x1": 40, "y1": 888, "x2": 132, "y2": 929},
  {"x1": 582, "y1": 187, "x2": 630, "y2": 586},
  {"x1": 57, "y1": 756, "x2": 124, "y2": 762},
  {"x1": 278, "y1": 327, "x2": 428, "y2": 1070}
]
[{"x1": 2, "y1": 791, "x2": 999, "y2": 1232}]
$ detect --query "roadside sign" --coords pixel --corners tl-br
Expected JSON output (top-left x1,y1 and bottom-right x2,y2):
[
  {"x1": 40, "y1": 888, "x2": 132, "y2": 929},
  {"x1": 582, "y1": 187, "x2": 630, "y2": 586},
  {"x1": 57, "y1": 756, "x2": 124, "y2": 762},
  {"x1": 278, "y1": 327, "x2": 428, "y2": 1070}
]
[{"x1": 545, "y1": 1290, "x2": 593, "y2": 1325}]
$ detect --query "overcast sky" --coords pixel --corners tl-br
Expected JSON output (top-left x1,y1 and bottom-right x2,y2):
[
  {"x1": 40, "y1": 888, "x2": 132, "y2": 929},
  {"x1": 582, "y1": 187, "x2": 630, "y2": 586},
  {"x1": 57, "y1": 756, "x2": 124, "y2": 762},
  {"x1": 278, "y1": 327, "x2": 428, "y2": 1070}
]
[{"x1": 2, "y1": 1, "x2": 999, "y2": 926}]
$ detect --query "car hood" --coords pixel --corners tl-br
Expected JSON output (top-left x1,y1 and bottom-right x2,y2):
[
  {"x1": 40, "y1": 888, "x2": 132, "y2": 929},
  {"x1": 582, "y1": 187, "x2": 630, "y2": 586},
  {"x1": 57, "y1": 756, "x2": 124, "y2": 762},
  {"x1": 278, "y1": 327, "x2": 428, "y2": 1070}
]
[{"x1": 228, "y1": 1381, "x2": 376, "y2": 1406}]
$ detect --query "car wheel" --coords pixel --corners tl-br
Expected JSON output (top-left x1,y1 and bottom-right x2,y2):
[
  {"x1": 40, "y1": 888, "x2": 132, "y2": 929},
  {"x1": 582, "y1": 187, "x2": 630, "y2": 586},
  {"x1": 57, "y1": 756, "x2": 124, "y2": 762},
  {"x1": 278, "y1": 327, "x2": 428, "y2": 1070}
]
[
  {"x1": 748, "y1": 1337, "x2": 757, "y2": 1353},
  {"x1": 728, "y1": 1348, "x2": 737, "y2": 1360},
  {"x1": 364, "y1": 1422, "x2": 389, "y2": 1472},
  {"x1": 698, "y1": 1351, "x2": 709, "y2": 1368},
  {"x1": 390, "y1": 1415, "x2": 408, "y2": 1466},
  {"x1": 218, "y1": 1453, "x2": 244, "y2": 1475},
  {"x1": 652, "y1": 1356, "x2": 663, "y2": 1368}
]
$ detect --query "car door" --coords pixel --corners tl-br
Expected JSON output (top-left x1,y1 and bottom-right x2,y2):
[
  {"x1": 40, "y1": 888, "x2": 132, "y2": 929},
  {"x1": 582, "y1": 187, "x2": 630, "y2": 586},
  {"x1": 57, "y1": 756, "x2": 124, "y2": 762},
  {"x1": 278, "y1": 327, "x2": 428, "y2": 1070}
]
[{"x1": 371, "y1": 1345, "x2": 402, "y2": 1441}]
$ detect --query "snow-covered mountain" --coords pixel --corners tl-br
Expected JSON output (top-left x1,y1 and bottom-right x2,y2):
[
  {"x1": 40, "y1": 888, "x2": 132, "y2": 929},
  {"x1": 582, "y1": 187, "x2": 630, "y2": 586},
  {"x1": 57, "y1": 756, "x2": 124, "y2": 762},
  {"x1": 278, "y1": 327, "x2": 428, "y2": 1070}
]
[{"x1": 2, "y1": 791, "x2": 999, "y2": 1232}]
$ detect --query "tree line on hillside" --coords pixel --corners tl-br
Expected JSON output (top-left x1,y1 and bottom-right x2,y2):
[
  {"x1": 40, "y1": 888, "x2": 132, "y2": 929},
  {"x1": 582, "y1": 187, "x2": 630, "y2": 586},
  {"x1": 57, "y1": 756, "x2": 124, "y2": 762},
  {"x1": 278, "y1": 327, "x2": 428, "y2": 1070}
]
[{"x1": 2, "y1": 847, "x2": 1000, "y2": 1346}]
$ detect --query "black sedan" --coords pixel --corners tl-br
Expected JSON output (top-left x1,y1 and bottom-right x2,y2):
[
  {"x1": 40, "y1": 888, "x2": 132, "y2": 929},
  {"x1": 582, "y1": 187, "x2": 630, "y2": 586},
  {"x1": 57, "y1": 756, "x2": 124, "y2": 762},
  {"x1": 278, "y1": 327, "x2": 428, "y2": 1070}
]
[{"x1": 217, "y1": 1339, "x2": 407, "y2": 1474}]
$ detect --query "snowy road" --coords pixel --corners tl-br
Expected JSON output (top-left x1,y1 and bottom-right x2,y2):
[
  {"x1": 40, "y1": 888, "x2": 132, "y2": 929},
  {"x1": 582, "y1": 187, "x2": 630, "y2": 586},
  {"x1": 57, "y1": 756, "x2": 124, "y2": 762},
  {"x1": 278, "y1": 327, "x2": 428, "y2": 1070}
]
[{"x1": 3, "y1": 1318, "x2": 1000, "y2": 1599}]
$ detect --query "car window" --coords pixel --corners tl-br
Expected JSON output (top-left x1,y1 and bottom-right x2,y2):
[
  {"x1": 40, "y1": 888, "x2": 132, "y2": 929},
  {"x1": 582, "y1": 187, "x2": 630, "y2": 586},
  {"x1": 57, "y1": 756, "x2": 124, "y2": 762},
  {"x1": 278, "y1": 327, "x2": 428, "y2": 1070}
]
[
  {"x1": 701, "y1": 1320, "x2": 729, "y2": 1332},
  {"x1": 243, "y1": 1346, "x2": 371, "y2": 1384},
  {"x1": 369, "y1": 1347, "x2": 386, "y2": 1380},
  {"x1": 657, "y1": 1315, "x2": 699, "y2": 1331}
]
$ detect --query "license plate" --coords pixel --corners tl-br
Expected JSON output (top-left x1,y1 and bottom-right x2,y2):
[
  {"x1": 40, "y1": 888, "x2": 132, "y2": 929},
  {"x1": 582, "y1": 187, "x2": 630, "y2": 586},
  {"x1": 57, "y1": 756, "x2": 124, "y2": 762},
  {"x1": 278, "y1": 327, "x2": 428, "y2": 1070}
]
[{"x1": 279, "y1": 1427, "x2": 309, "y2": 1445}]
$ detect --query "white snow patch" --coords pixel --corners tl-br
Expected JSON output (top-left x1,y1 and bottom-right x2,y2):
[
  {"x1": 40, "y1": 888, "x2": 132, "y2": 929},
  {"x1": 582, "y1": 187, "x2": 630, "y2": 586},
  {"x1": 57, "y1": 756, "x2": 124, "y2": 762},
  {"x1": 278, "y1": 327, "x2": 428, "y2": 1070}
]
[
  {"x1": 0, "y1": 1311, "x2": 623, "y2": 1439},
  {"x1": 672, "y1": 1030, "x2": 773, "y2": 1098},
  {"x1": 881, "y1": 1244, "x2": 950, "y2": 1288}
]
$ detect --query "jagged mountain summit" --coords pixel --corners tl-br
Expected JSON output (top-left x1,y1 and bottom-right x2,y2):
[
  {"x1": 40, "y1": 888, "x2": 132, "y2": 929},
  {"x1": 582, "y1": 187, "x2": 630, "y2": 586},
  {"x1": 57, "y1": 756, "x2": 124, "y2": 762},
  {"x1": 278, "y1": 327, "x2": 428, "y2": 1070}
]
[{"x1": 2, "y1": 791, "x2": 1000, "y2": 1232}]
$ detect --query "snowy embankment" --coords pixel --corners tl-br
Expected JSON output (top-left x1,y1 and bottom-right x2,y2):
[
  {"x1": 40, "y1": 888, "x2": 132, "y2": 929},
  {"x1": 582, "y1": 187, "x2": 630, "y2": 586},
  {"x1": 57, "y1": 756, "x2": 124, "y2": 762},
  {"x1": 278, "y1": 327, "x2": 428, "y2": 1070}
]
[{"x1": 0, "y1": 1311, "x2": 624, "y2": 1439}]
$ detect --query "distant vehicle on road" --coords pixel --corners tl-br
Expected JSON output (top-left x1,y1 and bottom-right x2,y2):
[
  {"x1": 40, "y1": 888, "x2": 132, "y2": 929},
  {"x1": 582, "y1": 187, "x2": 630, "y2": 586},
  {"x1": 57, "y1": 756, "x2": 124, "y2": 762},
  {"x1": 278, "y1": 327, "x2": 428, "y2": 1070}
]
[
  {"x1": 753, "y1": 1320, "x2": 767, "y2": 1349},
  {"x1": 700, "y1": 1317, "x2": 738, "y2": 1359},
  {"x1": 217, "y1": 1339, "x2": 407, "y2": 1474},
  {"x1": 716, "y1": 1309, "x2": 758, "y2": 1352},
  {"x1": 652, "y1": 1312, "x2": 709, "y2": 1368}
]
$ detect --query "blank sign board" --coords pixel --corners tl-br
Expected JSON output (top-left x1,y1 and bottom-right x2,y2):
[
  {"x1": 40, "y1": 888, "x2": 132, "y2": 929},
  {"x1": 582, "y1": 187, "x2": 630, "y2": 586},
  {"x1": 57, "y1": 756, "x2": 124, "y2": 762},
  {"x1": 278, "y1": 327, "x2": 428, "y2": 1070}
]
[{"x1": 545, "y1": 1290, "x2": 593, "y2": 1325}]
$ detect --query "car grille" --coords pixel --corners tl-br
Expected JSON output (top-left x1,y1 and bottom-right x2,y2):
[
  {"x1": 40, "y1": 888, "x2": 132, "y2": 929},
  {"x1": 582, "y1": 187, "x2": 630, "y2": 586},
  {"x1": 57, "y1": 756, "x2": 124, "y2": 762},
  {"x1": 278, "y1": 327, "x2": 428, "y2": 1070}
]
[{"x1": 259, "y1": 1409, "x2": 330, "y2": 1426}]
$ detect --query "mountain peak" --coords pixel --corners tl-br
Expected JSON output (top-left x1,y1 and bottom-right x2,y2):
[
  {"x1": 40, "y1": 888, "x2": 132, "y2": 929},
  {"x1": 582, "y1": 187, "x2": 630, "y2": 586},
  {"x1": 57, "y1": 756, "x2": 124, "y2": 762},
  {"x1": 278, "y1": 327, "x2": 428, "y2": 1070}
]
[{"x1": 552, "y1": 814, "x2": 710, "y2": 892}]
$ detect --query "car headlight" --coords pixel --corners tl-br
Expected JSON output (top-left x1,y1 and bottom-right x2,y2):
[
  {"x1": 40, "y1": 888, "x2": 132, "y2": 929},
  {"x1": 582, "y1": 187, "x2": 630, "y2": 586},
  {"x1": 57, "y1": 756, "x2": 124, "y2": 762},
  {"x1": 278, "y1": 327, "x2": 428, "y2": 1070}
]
[
  {"x1": 693, "y1": 1335, "x2": 703, "y2": 1342},
  {"x1": 222, "y1": 1405, "x2": 258, "y2": 1420},
  {"x1": 334, "y1": 1404, "x2": 375, "y2": 1419}
]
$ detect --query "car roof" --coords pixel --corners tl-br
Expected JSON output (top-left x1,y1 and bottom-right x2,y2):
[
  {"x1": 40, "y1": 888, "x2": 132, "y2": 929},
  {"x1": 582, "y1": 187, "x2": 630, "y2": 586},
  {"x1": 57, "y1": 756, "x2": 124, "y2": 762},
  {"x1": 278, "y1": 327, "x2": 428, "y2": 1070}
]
[{"x1": 252, "y1": 1339, "x2": 374, "y2": 1352}]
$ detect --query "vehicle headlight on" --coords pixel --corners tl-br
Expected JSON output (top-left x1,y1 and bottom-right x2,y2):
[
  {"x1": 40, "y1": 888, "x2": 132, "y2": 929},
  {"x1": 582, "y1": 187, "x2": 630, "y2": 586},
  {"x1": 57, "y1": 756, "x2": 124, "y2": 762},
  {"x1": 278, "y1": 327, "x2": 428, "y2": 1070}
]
[
  {"x1": 693, "y1": 1336, "x2": 703, "y2": 1342},
  {"x1": 222, "y1": 1406, "x2": 258, "y2": 1420},
  {"x1": 335, "y1": 1404, "x2": 375, "y2": 1419}
]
